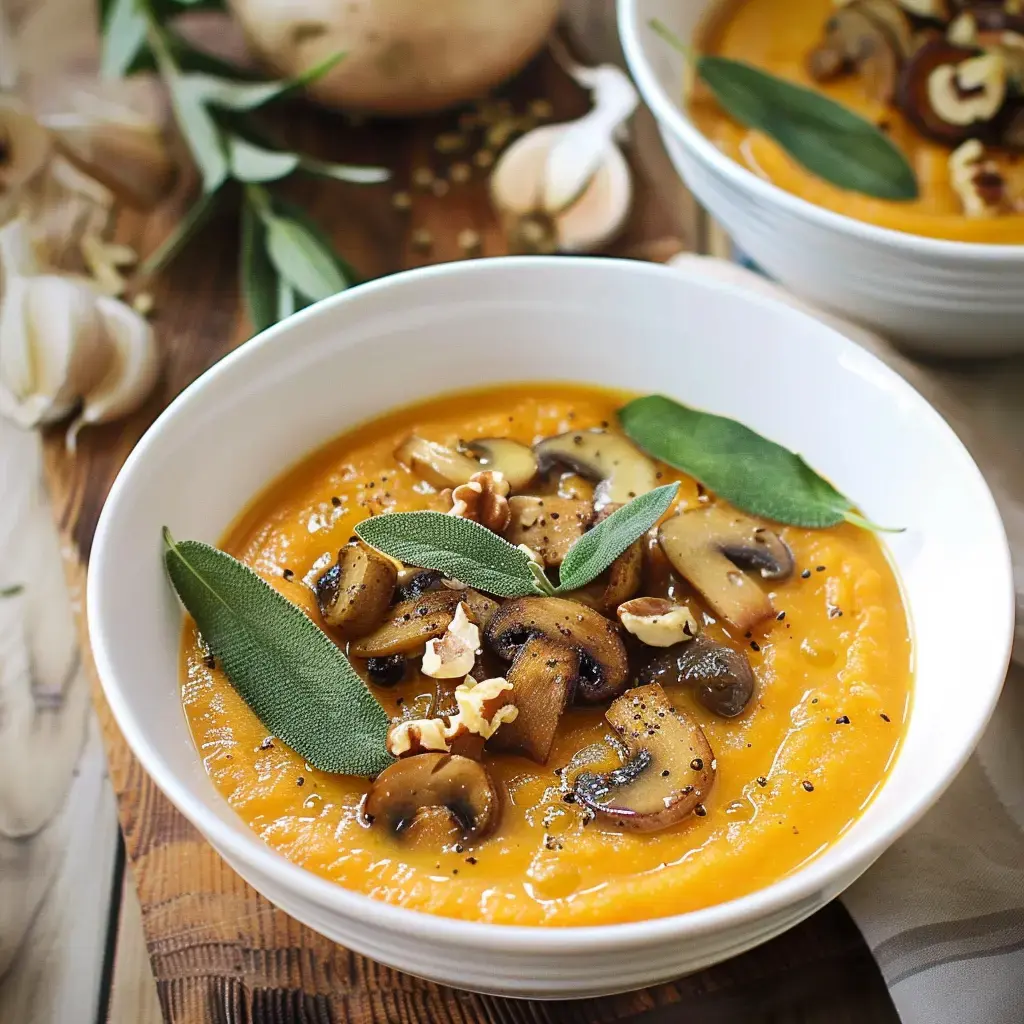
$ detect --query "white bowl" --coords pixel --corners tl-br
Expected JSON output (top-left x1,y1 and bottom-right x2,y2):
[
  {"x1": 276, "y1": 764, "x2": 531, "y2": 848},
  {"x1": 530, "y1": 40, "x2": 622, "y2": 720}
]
[
  {"x1": 618, "y1": 0, "x2": 1024, "y2": 358},
  {"x1": 88, "y1": 257, "x2": 1013, "y2": 998}
]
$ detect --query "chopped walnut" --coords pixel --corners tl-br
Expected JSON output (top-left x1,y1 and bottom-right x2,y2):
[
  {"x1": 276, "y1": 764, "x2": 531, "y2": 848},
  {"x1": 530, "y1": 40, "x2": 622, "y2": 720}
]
[
  {"x1": 617, "y1": 597, "x2": 699, "y2": 647},
  {"x1": 448, "y1": 470, "x2": 511, "y2": 533},
  {"x1": 421, "y1": 602, "x2": 480, "y2": 678},
  {"x1": 384, "y1": 675, "x2": 517, "y2": 758},
  {"x1": 387, "y1": 717, "x2": 451, "y2": 757},
  {"x1": 949, "y1": 140, "x2": 1011, "y2": 217}
]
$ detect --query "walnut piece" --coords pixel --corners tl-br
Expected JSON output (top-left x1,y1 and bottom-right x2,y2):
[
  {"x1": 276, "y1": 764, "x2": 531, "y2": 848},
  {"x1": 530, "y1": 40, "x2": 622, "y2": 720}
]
[
  {"x1": 421, "y1": 601, "x2": 479, "y2": 678},
  {"x1": 385, "y1": 676, "x2": 518, "y2": 758},
  {"x1": 448, "y1": 470, "x2": 511, "y2": 533},
  {"x1": 617, "y1": 597, "x2": 699, "y2": 647},
  {"x1": 949, "y1": 139, "x2": 1010, "y2": 217}
]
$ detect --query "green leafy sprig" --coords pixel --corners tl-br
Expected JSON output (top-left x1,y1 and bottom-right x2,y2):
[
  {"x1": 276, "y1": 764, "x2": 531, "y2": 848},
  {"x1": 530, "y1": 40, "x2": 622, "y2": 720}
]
[
  {"x1": 355, "y1": 483, "x2": 680, "y2": 599},
  {"x1": 101, "y1": 0, "x2": 389, "y2": 333}
]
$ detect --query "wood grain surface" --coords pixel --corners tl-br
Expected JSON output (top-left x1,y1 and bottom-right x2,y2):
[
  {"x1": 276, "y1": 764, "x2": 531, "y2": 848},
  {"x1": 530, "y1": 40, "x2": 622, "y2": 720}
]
[{"x1": 37, "y1": 44, "x2": 900, "y2": 1024}]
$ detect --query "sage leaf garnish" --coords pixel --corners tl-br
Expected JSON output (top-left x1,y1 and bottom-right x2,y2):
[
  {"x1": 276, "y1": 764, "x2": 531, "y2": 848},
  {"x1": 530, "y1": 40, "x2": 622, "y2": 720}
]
[
  {"x1": 650, "y1": 19, "x2": 918, "y2": 201},
  {"x1": 162, "y1": 529, "x2": 393, "y2": 776},
  {"x1": 356, "y1": 513, "x2": 540, "y2": 598},
  {"x1": 227, "y1": 136, "x2": 301, "y2": 183},
  {"x1": 620, "y1": 395, "x2": 897, "y2": 531},
  {"x1": 357, "y1": 485, "x2": 683, "y2": 598},
  {"x1": 556, "y1": 483, "x2": 679, "y2": 592},
  {"x1": 240, "y1": 200, "x2": 278, "y2": 333},
  {"x1": 260, "y1": 205, "x2": 348, "y2": 301},
  {"x1": 100, "y1": 0, "x2": 148, "y2": 79}
]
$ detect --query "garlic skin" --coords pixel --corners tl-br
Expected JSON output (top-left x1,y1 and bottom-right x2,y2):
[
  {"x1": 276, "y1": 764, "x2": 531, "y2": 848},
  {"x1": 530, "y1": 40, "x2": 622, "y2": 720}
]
[
  {"x1": 0, "y1": 95, "x2": 52, "y2": 217},
  {"x1": 0, "y1": 273, "x2": 109, "y2": 428},
  {"x1": 65, "y1": 295, "x2": 160, "y2": 452}
]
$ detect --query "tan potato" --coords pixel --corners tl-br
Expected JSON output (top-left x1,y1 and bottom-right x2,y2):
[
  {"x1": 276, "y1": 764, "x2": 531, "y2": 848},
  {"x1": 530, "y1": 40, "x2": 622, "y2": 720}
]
[{"x1": 227, "y1": 0, "x2": 560, "y2": 114}]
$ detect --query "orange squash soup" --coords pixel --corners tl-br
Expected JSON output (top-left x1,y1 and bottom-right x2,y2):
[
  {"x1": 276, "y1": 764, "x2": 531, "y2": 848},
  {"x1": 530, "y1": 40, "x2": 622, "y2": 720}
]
[
  {"x1": 689, "y1": 0, "x2": 1024, "y2": 242},
  {"x1": 180, "y1": 384, "x2": 912, "y2": 926}
]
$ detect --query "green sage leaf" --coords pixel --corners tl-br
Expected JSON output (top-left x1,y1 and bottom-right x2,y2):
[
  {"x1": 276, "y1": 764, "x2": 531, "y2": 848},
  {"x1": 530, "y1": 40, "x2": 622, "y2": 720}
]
[
  {"x1": 141, "y1": 190, "x2": 218, "y2": 276},
  {"x1": 272, "y1": 198, "x2": 361, "y2": 285},
  {"x1": 262, "y1": 212, "x2": 347, "y2": 301},
  {"x1": 649, "y1": 20, "x2": 918, "y2": 201},
  {"x1": 620, "y1": 395, "x2": 889, "y2": 529},
  {"x1": 178, "y1": 53, "x2": 343, "y2": 112},
  {"x1": 556, "y1": 483, "x2": 679, "y2": 592},
  {"x1": 101, "y1": 0, "x2": 148, "y2": 78},
  {"x1": 163, "y1": 529, "x2": 392, "y2": 776},
  {"x1": 228, "y1": 135, "x2": 301, "y2": 182},
  {"x1": 299, "y1": 157, "x2": 390, "y2": 185},
  {"x1": 355, "y1": 512, "x2": 541, "y2": 598},
  {"x1": 160, "y1": 76, "x2": 228, "y2": 192},
  {"x1": 240, "y1": 199, "x2": 278, "y2": 333}
]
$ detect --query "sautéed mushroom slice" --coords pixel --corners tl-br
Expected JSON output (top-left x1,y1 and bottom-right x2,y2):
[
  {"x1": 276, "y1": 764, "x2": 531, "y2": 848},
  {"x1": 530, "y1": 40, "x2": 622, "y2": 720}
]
[
  {"x1": 658, "y1": 505, "x2": 793, "y2": 630},
  {"x1": 573, "y1": 683, "x2": 715, "y2": 832},
  {"x1": 314, "y1": 541, "x2": 397, "y2": 638},
  {"x1": 464, "y1": 438, "x2": 538, "y2": 491}
]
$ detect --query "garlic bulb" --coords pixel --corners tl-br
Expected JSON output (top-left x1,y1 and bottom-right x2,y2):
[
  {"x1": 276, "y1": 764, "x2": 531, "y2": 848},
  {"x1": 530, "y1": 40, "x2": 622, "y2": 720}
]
[
  {"x1": 489, "y1": 56, "x2": 637, "y2": 254},
  {"x1": 0, "y1": 95, "x2": 52, "y2": 216},
  {"x1": 65, "y1": 295, "x2": 159, "y2": 452},
  {"x1": 0, "y1": 273, "x2": 109, "y2": 428},
  {"x1": 42, "y1": 92, "x2": 175, "y2": 209}
]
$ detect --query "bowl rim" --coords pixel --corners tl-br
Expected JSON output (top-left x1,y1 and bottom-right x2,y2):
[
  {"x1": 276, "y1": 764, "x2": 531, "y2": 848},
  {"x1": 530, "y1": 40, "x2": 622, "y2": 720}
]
[
  {"x1": 617, "y1": 0, "x2": 1024, "y2": 261},
  {"x1": 88, "y1": 255, "x2": 1015, "y2": 951}
]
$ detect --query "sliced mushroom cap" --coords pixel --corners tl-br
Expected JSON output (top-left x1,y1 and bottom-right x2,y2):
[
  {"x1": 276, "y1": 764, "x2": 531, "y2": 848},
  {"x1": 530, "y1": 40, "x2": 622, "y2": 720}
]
[
  {"x1": 533, "y1": 430, "x2": 658, "y2": 510},
  {"x1": 365, "y1": 753, "x2": 500, "y2": 842},
  {"x1": 573, "y1": 683, "x2": 715, "y2": 832},
  {"x1": 350, "y1": 588, "x2": 461, "y2": 657},
  {"x1": 488, "y1": 636, "x2": 579, "y2": 763},
  {"x1": 485, "y1": 596, "x2": 629, "y2": 703},
  {"x1": 395, "y1": 435, "x2": 480, "y2": 489},
  {"x1": 807, "y1": 2, "x2": 906, "y2": 102},
  {"x1": 638, "y1": 633, "x2": 756, "y2": 718},
  {"x1": 394, "y1": 568, "x2": 443, "y2": 602},
  {"x1": 503, "y1": 495, "x2": 594, "y2": 567},
  {"x1": 658, "y1": 505, "x2": 793, "y2": 631},
  {"x1": 314, "y1": 542, "x2": 397, "y2": 638},
  {"x1": 897, "y1": 39, "x2": 1005, "y2": 142},
  {"x1": 465, "y1": 438, "x2": 538, "y2": 491}
]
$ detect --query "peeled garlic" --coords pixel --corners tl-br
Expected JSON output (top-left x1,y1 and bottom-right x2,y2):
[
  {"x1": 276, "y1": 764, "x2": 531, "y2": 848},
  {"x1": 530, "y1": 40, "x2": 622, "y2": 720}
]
[
  {"x1": 65, "y1": 295, "x2": 159, "y2": 451},
  {"x1": 0, "y1": 95, "x2": 52, "y2": 204},
  {"x1": 489, "y1": 58, "x2": 636, "y2": 253},
  {"x1": 0, "y1": 273, "x2": 110, "y2": 428}
]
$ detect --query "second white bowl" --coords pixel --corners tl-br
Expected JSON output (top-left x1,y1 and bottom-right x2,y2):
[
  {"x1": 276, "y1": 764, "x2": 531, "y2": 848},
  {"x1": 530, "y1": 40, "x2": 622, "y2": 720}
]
[{"x1": 618, "y1": 0, "x2": 1024, "y2": 358}]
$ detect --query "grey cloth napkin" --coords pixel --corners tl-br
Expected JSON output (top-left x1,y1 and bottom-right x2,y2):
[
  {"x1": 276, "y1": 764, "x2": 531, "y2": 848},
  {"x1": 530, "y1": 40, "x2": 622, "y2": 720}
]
[{"x1": 671, "y1": 255, "x2": 1024, "y2": 1024}]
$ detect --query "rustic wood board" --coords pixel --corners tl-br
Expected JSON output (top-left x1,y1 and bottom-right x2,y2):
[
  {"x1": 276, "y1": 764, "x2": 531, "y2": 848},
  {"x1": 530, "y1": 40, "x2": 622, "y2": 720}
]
[{"x1": 40, "y1": 50, "x2": 900, "y2": 1024}]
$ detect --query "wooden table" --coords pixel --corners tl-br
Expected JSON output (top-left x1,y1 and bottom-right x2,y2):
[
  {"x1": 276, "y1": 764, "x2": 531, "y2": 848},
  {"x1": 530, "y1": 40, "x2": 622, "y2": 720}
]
[{"x1": 1, "y1": 12, "x2": 902, "y2": 1023}]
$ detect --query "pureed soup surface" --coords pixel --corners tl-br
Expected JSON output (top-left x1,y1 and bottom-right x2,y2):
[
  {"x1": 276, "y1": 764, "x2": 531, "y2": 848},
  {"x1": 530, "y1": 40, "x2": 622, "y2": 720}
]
[
  {"x1": 181, "y1": 384, "x2": 912, "y2": 926},
  {"x1": 689, "y1": 0, "x2": 1024, "y2": 243}
]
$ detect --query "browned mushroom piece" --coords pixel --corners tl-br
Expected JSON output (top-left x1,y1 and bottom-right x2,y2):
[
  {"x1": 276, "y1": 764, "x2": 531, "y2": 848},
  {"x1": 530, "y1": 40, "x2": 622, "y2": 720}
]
[
  {"x1": 533, "y1": 430, "x2": 658, "y2": 509},
  {"x1": 503, "y1": 495, "x2": 594, "y2": 567},
  {"x1": 488, "y1": 636, "x2": 579, "y2": 763},
  {"x1": 658, "y1": 506, "x2": 793, "y2": 631},
  {"x1": 573, "y1": 683, "x2": 715, "y2": 832},
  {"x1": 393, "y1": 568, "x2": 443, "y2": 601},
  {"x1": 394, "y1": 435, "x2": 480, "y2": 489},
  {"x1": 485, "y1": 596, "x2": 629, "y2": 703},
  {"x1": 464, "y1": 438, "x2": 539, "y2": 491},
  {"x1": 807, "y1": 2, "x2": 907, "y2": 103},
  {"x1": 897, "y1": 38, "x2": 1006, "y2": 143},
  {"x1": 954, "y1": 5, "x2": 1024, "y2": 101},
  {"x1": 638, "y1": 633, "x2": 756, "y2": 718},
  {"x1": 350, "y1": 589, "x2": 461, "y2": 657},
  {"x1": 314, "y1": 541, "x2": 397, "y2": 638},
  {"x1": 365, "y1": 753, "x2": 500, "y2": 842}
]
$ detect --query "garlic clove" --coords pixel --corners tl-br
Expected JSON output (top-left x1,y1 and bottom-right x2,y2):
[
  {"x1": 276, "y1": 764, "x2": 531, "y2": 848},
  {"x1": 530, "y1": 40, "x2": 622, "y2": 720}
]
[
  {"x1": 490, "y1": 125, "x2": 632, "y2": 253},
  {"x1": 0, "y1": 272, "x2": 108, "y2": 428},
  {"x1": 0, "y1": 95, "x2": 52, "y2": 198},
  {"x1": 542, "y1": 64, "x2": 637, "y2": 214},
  {"x1": 65, "y1": 294, "x2": 159, "y2": 451}
]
